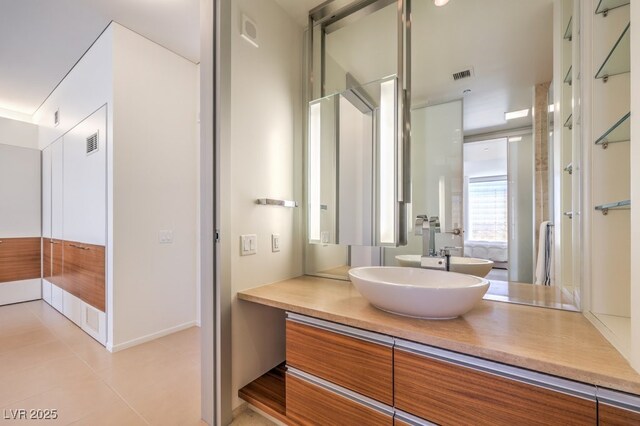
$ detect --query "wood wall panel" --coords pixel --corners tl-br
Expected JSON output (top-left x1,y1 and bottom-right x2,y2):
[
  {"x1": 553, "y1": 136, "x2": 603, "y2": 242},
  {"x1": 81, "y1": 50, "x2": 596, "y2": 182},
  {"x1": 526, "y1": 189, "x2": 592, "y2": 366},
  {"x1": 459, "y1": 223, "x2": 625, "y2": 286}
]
[
  {"x1": 286, "y1": 373, "x2": 392, "y2": 426},
  {"x1": 0, "y1": 237, "x2": 41, "y2": 283},
  {"x1": 48, "y1": 239, "x2": 65, "y2": 288},
  {"x1": 42, "y1": 238, "x2": 52, "y2": 279},
  {"x1": 599, "y1": 403, "x2": 640, "y2": 425},
  {"x1": 394, "y1": 349, "x2": 596, "y2": 426},
  {"x1": 286, "y1": 320, "x2": 393, "y2": 405},
  {"x1": 60, "y1": 240, "x2": 105, "y2": 312}
]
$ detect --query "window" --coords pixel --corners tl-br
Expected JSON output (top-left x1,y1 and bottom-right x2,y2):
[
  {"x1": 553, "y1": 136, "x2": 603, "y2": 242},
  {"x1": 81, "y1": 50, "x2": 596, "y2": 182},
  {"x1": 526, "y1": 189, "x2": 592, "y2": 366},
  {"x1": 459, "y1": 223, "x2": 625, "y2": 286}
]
[{"x1": 467, "y1": 176, "x2": 508, "y2": 242}]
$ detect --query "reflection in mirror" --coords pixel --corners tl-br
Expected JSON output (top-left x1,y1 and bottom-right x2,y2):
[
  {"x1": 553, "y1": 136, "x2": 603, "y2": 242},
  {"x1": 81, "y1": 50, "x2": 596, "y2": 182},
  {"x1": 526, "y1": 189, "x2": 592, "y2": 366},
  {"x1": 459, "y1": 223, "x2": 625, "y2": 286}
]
[
  {"x1": 305, "y1": 0, "x2": 581, "y2": 311},
  {"x1": 308, "y1": 78, "x2": 398, "y2": 247}
]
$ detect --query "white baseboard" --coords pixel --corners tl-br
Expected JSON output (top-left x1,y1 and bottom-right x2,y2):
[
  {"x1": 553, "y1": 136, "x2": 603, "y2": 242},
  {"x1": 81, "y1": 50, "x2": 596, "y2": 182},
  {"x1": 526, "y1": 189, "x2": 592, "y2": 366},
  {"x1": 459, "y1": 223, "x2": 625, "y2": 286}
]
[
  {"x1": 0, "y1": 279, "x2": 42, "y2": 306},
  {"x1": 108, "y1": 320, "x2": 200, "y2": 352}
]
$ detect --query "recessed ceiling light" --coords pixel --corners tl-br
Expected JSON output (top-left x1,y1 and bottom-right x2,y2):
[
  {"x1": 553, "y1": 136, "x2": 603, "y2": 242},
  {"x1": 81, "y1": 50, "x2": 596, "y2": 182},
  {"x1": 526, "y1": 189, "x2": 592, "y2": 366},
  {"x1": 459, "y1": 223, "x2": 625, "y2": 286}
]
[
  {"x1": 434, "y1": 0, "x2": 450, "y2": 6},
  {"x1": 463, "y1": 89, "x2": 471, "y2": 95},
  {"x1": 548, "y1": 104, "x2": 555, "y2": 113},
  {"x1": 509, "y1": 136, "x2": 523, "y2": 142},
  {"x1": 504, "y1": 109, "x2": 529, "y2": 121}
]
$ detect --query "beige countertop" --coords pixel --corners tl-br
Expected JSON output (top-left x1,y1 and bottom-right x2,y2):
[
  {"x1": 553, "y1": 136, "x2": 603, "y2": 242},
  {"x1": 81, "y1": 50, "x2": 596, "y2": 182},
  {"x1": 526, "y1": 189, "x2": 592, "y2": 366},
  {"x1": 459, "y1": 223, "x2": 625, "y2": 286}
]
[{"x1": 238, "y1": 275, "x2": 640, "y2": 395}]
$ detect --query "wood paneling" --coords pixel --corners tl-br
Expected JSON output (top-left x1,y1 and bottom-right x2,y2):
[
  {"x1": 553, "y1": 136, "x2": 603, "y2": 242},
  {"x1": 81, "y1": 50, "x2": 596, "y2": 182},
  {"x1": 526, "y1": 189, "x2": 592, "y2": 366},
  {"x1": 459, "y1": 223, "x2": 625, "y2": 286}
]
[
  {"x1": 0, "y1": 237, "x2": 41, "y2": 283},
  {"x1": 599, "y1": 403, "x2": 640, "y2": 425},
  {"x1": 393, "y1": 419, "x2": 412, "y2": 426},
  {"x1": 61, "y1": 240, "x2": 105, "y2": 312},
  {"x1": 42, "y1": 238, "x2": 52, "y2": 279},
  {"x1": 286, "y1": 373, "x2": 392, "y2": 426},
  {"x1": 394, "y1": 349, "x2": 597, "y2": 426},
  {"x1": 238, "y1": 364, "x2": 287, "y2": 424},
  {"x1": 286, "y1": 320, "x2": 393, "y2": 406}
]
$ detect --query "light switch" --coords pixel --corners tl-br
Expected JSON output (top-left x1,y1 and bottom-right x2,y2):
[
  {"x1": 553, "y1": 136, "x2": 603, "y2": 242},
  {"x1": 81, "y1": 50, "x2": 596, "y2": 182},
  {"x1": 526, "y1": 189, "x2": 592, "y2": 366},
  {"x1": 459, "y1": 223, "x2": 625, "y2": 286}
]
[
  {"x1": 159, "y1": 230, "x2": 173, "y2": 244},
  {"x1": 321, "y1": 231, "x2": 330, "y2": 244},
  {"x1": 240, "y1": 234, "x2": 257, "y2": 256},
  {"x1": 271, "y1": 234, "x2": 280, "y2": 252}
]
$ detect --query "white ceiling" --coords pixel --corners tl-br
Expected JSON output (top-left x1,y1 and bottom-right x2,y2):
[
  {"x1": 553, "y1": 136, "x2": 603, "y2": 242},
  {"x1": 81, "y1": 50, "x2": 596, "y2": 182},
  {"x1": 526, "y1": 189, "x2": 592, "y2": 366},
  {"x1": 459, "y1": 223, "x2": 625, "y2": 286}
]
[
  {"x1": 323, "y1": 0, "x2": 554, "y2": 135},
  {"x1": 0, "y1": 0, "x2": 199, "y2": 116}
]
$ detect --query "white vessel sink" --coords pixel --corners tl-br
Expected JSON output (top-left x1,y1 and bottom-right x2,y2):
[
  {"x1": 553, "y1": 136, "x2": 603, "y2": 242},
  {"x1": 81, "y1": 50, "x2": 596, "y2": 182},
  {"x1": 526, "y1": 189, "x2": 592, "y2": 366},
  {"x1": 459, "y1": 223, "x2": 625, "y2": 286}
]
[
  {"x1": 349, "y1": 267, "x2": 489, "y2": 319},
  {"x1": 395, "y1": 254, "x2": 494, "y2": 277}
]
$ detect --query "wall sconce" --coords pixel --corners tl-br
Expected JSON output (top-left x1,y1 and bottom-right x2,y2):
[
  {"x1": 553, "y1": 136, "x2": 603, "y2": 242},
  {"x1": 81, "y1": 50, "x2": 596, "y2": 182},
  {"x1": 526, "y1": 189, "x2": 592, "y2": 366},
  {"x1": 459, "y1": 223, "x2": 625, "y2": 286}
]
[{"x1": 308, "y1": 101, "x2": 321, "y2": 243}]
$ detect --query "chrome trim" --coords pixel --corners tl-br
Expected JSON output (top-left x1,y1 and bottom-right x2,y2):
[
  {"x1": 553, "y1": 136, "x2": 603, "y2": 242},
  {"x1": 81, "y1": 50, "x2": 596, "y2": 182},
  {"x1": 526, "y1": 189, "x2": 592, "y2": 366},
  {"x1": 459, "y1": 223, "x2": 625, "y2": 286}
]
[
  {"x1": 287, "y1": 367, "x2": 394, "y2": 416},
  {"x1": 394, "y1": 410, "x2": 437, "y2": 426},
  {"x1": 597, "y1": 388, "x2": 640, "y2": 413},
  {"x1": 287, "y1": 312, "x2": 394, "y2": 346},
  {"x1": 395, "y1": 339, "x2": 596, "y2": 400},
  {"x1": 310, "y1": 0, "x2": 395, "y2": 28}
]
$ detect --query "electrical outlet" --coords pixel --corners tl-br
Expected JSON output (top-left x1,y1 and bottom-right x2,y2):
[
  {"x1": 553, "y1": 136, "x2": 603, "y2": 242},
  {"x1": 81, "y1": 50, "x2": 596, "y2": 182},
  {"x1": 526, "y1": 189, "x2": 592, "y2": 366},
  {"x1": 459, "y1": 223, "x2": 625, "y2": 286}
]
[
  {"x1": 271, "y1": 234, "x2": 280, "y2": 252},
  {"x1": 240, "y1": 234, "x2": 257, "y2": 256},
  {"x1": 159, "y1": 230, "x2": 173, "y2": 244}
]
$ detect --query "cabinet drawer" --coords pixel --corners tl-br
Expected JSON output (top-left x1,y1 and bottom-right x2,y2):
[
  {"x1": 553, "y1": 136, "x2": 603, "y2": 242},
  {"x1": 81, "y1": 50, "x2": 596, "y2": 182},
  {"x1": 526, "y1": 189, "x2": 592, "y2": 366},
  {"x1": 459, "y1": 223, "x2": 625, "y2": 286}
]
[
  {"x1": 286, "y1": 313, "x2": 393, "y2": 405},
  {"x1": 598, "y1": 388, "x2": 640, "y2": 425},
  {"x1": 286, "y1": 369, "x2": 393, "y2": 426},
  {"x1": 394, "y1": 341, "x2": 597, "y2": 425}
]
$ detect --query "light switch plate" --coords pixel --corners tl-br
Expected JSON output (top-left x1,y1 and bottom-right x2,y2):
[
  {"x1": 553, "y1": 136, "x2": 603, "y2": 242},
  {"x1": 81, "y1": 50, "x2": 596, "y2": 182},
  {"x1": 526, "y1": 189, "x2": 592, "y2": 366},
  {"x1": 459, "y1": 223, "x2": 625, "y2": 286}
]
[
  {"x1": 159, "y1": 230, "x2": 173, "y2": 244},
  {"x1": 240, "y1": 234, "x2": 257, "y2": 256},
  {"x1": 321, "y1": 231, "x2": 330, "y2": 244},
  {"x1": 271, "y1": 234, "x2": 280, "y2": 252}
]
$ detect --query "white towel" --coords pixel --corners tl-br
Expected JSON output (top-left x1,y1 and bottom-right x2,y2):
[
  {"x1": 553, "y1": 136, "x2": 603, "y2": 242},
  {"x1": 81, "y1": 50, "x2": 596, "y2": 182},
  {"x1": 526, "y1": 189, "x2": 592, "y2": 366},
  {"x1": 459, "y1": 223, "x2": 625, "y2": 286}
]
[{"x1": 534, "y1": 221, "x2": 553, "y2": 285}]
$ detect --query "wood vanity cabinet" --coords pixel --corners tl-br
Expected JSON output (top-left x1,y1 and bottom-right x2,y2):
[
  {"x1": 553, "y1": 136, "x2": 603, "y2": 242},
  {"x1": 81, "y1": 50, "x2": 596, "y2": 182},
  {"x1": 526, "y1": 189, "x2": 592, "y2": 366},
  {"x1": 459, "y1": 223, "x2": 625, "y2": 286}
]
[
  {"x1": 286, "y1": 313, "x2": 393, "y2": 405},
  {"x1": 394, "y1": 341, "x2": 597, "y2": 425},
  {"x1": 598, "y1": 389, "x2": 640, "y2": 425},
  {"x1": 286, "y1": 371, "x2": 393, "y2": 426}
]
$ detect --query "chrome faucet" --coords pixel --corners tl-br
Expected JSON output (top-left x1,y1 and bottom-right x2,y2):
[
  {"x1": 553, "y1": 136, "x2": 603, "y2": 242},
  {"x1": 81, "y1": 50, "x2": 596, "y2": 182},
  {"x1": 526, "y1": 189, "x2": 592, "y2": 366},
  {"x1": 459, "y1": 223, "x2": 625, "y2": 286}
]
[{"x1": 415, "y1": 215, "x2": 449, "y2": 271}]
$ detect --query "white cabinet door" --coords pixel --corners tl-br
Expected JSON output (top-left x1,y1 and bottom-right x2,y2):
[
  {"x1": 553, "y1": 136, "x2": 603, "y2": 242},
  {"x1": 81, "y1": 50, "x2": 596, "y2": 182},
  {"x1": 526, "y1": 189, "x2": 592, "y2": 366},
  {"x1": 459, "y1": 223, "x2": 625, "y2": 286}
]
[
  {"x1": 42, "y1": 145, "x2": 52, "y2": 239},
  {"x1": 42, "y1": 279, "x2": 52, "y2": 305},
  {"x1": 51, "y1": 139, "x2": 64, "y2": 241},
  {"x1": 50, "y1": 283, "x2": 63, "y2": 313},
  {"x1": 63, "y1": 107, "x2": 106, "y2": 245}
]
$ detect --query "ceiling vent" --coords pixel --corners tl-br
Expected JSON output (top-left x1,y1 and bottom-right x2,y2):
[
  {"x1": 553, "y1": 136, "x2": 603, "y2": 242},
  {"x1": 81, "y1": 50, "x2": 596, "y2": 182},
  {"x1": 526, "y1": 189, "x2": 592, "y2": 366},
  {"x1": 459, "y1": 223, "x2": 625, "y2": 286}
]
[
  {"x1": 452, "y1": 68, "x2": 474, "y2": 81},
  {"x1": 86, "y1": 132, "x2": 99, "y2": 155}
]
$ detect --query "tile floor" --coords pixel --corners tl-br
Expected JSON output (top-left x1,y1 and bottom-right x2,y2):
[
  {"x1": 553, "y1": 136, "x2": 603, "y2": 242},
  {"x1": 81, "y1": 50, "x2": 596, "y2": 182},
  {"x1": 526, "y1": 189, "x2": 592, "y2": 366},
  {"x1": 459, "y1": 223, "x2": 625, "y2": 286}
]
[{"x1": 0, "y1": 300, "x2": 203, "y2": 425}]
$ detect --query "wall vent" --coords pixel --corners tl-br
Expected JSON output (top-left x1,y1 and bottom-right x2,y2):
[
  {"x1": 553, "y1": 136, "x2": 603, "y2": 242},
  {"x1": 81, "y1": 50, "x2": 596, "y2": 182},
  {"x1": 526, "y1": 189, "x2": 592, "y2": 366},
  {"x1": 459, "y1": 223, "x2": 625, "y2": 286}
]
[
  {"x1": 452, "y1": 68, "x2": 474, "y2": 81},
  {"x1": 86, "y1": 132, "x2": 99, "y2": 155}
]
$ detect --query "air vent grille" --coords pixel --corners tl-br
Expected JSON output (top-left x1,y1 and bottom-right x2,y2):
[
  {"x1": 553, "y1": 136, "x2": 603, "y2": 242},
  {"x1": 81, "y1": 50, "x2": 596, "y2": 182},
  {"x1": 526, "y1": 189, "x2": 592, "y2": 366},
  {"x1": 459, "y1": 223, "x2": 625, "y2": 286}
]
[
  {"x1": 86, "y1": 132, "x2": 99, "y2": 155},
  {"x1": 452, "y1": 69, "x2": 473, "y2": 81}
]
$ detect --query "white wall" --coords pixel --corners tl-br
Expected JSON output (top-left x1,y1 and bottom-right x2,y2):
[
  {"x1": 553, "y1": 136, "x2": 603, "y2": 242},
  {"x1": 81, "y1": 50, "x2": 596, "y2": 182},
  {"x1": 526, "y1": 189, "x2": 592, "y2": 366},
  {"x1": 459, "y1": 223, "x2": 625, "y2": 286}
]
[
  {"x1": 110, "y1": 23, "x2": 199, "y2": 349},
  {"x1": 0, "y1": 117, "x2": 38, "y2": 149},
  {"x1": 225, "y1": 0, "x2": 303, "y2": 408},
  {"x1": 0, "y1": 144, "x2": 41, "y2": 237}
]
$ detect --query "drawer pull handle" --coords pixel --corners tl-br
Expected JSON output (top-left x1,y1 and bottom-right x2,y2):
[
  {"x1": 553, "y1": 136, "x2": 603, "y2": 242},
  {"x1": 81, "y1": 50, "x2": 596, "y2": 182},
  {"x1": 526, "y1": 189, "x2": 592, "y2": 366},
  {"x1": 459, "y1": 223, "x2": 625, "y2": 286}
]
[{"x1": 69, "y1": 244, "x2": 90, "y2": 250}]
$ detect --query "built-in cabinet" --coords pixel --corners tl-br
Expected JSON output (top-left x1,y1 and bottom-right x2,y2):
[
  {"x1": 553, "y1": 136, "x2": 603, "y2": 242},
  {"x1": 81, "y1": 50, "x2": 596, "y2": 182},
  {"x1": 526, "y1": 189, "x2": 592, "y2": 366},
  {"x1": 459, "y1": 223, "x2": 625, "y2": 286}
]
[
  {"x1": 241, "y1": 312, "x2": 640, "y2": 425},
  {"x1": 584, "y1": 0, "x2": 632, "y2": 358},
  {"x1": 41, "y1": 106, "x2": 107, "y2": 345}
]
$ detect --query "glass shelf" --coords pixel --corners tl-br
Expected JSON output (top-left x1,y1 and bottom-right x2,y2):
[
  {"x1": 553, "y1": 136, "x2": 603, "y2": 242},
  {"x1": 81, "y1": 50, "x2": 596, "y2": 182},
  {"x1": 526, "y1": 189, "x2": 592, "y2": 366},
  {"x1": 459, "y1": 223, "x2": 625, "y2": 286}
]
[
  {"x1": 596, "y1": 0, "x2": 630, "y2": 15},
  {"x1": 595, "y1": 23, "x2": 630, "y2": 81},
  {"x1": 595, "y1": 200, "x2": 630, "y2": 215},
  {"x1": 595, "y1": 112, "x2": 630, "y2": 148},
  {"x1": 564, "y1": 17, "x2": 573, "y2": 41},
  {"x1": 564, "y1": 66, "x2": 573, "y2": 86},
  {"x1": 564, "y1": 114, "x2": 573, "y2": 130}
]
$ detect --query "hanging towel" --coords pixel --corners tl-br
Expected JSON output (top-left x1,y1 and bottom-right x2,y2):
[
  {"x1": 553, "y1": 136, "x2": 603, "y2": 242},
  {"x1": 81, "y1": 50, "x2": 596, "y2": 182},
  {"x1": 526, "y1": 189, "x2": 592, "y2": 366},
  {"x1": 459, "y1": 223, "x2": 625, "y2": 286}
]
[{"x1": 534, "y1": 221, "x2": 554, "y2": 285}]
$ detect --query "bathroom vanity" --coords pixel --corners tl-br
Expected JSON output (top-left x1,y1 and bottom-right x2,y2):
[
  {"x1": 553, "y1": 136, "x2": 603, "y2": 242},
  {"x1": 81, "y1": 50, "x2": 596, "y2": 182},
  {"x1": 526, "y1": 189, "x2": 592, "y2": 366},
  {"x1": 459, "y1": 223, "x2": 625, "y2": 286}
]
[{"x1": 238, "y1": 276, "x2": 640, "y2": 425}]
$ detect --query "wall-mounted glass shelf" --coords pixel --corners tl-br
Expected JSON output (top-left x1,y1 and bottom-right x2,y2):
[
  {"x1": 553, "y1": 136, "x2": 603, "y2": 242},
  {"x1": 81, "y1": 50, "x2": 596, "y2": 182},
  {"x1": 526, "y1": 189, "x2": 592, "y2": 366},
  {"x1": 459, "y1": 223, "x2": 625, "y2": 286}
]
[
  {"x1": 564, "y1": 66, "x2": 573, "y2": 85},
  {"x1": 595, "y1": 112, "x2": 630, "y2": 148},
  {"x1": 564, "y1": 114, "x2": 573, "y2": 130},
  {"x1": 596, "y1": 0, "x2": 630, "y2": 16},
  {"x1": 595, "y1": 200, "x2": 630, "y2": 215},
  {"x1": 564, "y1": 17, "x2": 573, "y2": 41},
  {"x1": 595, "y1": 23, "x2": 630, "y2": 81}
]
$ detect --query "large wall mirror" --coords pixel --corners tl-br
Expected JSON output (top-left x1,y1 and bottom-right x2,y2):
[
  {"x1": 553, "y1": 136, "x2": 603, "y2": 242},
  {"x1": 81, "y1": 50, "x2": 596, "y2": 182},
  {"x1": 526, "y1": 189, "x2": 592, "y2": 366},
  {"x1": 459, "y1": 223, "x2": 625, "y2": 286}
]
[{"x1": 305, "y1": 0, "x2": 582, "y2": 312}]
